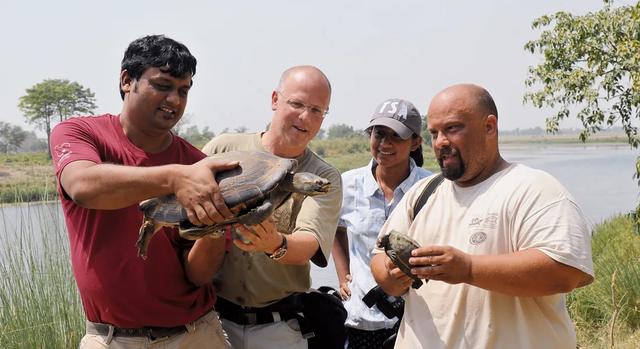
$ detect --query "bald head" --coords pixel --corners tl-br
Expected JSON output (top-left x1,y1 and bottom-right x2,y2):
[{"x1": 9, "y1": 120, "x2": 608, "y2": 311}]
[
  {"x1": 277, "y1": 65, "x2": 332, "y2": 95},
  {"x1": 430, "y1": 84, "x2": 497, "y2": 120},
  {"x1": 426, "y1": 83, "x2": 504, "y2": 186}
]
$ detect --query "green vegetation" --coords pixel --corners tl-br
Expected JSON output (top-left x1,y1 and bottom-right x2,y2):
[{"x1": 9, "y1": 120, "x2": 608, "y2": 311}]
[
  {"x1": 0, "y1": 122, "x2": 28, "y2": 154},
  {"x1": 0, "y1": 203, "x2": 84, "y2": 348},
  {"x1": 0, "y1": 152, "x2": 56, "y2": 204},
  {"x1": 568, "y1": 214, "x2": 640, "y2": 348}
]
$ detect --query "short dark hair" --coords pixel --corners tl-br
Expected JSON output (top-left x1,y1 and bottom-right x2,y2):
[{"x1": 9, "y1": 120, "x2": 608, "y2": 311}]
[
  {"x1": 119, "y1": 34, "x2": 197, "y2": 99},
  {"x1": 410, "y1": 134, "x2": 424, "y2": 167},
  {"x1": 477, "y1": 89, "x2": 498, "y2": 119}
]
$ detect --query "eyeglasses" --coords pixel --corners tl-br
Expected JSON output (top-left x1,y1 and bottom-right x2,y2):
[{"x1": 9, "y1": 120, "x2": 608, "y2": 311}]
[
  {"x1": 369, "y1": 127, "x2": 406, "y2": 143},
  {"x1": 277, "y1": 91, "x2": 329, "y2": 118}
]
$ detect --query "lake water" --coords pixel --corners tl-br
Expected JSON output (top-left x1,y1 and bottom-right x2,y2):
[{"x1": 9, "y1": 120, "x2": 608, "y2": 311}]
[{"x1": 1, "y1": 144, "x2": 638, "y2": 289}]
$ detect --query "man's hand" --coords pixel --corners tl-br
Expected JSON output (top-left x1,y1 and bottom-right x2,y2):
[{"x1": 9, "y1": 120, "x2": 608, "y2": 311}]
[
  {"x1": 339, "y1": 274, "x2": 352, "y2": 300},
  {"x1": 233, "y1": 219, "x2": 283, "y2": 253},
  {"x1": 409, "y1": 245, "x2": 472, "y2": 285},
  {"x1": 172, "y1": 157, "x2": 238, "y2": 226},
  {"x1": 385, "y1": 255, "x2": 414, "y2": 290}
]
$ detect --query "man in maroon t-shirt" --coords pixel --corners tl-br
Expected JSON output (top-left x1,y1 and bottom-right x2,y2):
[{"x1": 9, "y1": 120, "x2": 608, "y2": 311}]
[{"x1": 50, "y1": 35, "x2": 234, "y2": 348}]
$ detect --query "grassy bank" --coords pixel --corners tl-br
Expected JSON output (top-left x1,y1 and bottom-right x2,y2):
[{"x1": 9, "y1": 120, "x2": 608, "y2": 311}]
[
  {"x1": 0, "y1": 153, "x2": 56, "y2": 203},
  {"x1": 569, "y1": 214, "x2": 640, "y2": 348}
]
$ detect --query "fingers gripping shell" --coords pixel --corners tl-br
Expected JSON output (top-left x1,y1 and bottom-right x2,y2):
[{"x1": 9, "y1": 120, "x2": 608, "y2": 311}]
[{"x1": 380, "y1": 230, "x2": 424, "y2": 289}]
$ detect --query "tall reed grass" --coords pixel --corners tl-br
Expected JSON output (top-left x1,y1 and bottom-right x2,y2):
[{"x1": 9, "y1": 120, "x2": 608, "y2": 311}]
[
  {"x1": 568, "y1": 214, "x2": 640, "y2": 348},
  {"x1": 0, "y1": 202, "x2": 83, "y2": 348}
]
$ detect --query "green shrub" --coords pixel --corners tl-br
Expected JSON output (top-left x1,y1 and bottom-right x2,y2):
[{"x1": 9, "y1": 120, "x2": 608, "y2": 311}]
[
  {"x1": 0, "y1": 152, "x2": 50, "y2": 166},
  {"x1": 568, "y1": 214, "x2": 640, "y2": 348}
]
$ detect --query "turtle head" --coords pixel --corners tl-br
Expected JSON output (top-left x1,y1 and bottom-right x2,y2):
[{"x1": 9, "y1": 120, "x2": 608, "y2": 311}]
[
  {"x1": 288, "y1": 172, "x2": 330, "y2": 196},
  {"x1": 376, "y1": 233, "x2": 391, "y2": 251}
]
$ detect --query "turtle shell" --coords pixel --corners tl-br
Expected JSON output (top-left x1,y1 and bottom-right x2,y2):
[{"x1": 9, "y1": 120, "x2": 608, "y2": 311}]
[
  {"x1": 379, "y1": 230, "x2": 424, "y2": 289},
  {"x1": 140, "y1": 150, "x2": 298, "y2": 224},
  {"x1": 214, "y1": 150, "x2": 298, "y2": 213}
]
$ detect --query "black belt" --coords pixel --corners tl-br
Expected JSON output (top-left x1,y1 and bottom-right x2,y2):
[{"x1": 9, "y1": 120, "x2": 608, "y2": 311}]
[
  {"x1": 216, "y1": 296, "x2": 302, "y2": 326},
  {"x1": 86, "y1": 321, "x2": 188, "y2": 339}
]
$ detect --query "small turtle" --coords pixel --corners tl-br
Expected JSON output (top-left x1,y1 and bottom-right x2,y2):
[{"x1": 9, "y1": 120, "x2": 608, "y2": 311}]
[
  {"x1": 136, "y1": 150, "x2": 330, "y2": 259},
  {"x1": 377, "y1": 230, "x2": 424, "y2": 289}
]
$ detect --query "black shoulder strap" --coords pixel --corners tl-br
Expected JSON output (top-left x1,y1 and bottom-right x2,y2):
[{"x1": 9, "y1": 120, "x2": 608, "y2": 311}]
[{"x1": 412, "y1": 173, "x2": 444, "y2": 220}]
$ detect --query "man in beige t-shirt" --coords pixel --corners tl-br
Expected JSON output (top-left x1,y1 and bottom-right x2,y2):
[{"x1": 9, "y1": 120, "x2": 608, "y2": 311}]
[
  {"x1": 202, "y1": 65, "x2": 342, "y2": 349},
  {"x1": 371, "y1": 84, "x2": 594, "y2": 349}
]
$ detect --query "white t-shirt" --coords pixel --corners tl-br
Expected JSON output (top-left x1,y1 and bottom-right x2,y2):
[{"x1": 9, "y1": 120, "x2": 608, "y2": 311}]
[{"x1": 375, "y1": 163, "x2": 594, "y2": 349}]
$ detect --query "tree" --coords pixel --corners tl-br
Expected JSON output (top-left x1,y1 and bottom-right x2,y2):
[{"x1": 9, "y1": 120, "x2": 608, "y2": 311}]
[
  {"x1": 234, "y1": 126, "x2": 248, "y2": 133},
  {"x1": 0, "y1": 122, "x2": 27, "y2": 153},
  {"x1": 18, "y1": 79, "x2": 97, "y2": 157},
  {"x1": 181, "y1": 125, "x2": 215, "y2": 147},
  {"x1": 421, "y1": 116, "x2": 432, "y2": 146},
  {"x1": 524, "y1": 1, "x2": 640, "y2": 225},
  {"x1": 172, "y1": 113, "x2": 193, "y2": 136},
  {"x1": 18, "y1": 130, "x2": 47, "y2": 152},
  {"x1": 327, "y1": 123, "x2": 359, "y2": 138}
]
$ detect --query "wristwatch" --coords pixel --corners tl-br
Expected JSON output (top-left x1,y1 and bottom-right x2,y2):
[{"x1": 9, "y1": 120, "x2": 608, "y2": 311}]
[{"x1": 266, "y1": 234, "x2": 288, "y2": 261}]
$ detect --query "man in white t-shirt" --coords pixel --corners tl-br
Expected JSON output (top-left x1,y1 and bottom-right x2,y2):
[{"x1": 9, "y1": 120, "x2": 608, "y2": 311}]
[{"x1": 370, "y1": 84, "x2": 594, "y2": 349}]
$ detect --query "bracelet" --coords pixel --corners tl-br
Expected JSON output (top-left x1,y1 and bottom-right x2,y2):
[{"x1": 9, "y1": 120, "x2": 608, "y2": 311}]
[{"x1": 265, "y1": 234, "x2": 288, "y2": 261}]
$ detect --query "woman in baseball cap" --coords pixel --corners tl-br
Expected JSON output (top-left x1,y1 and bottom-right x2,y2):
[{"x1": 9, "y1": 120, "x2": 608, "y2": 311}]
[{"x1": 332, "y1": 98, "x2": 432, "y2": 348}]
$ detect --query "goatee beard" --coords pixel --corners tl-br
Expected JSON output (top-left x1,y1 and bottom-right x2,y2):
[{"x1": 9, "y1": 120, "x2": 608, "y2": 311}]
[{"x1": 438, "y1": 147, "x2": 465, "y2": 180}]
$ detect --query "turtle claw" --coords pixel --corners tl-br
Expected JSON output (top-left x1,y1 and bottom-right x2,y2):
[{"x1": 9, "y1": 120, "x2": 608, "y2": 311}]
[{"x1": 136, "y1": 218, "x2": 160, "y2": 260}]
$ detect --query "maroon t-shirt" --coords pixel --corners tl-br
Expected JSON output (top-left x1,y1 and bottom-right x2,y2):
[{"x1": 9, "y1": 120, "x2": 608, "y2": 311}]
[{"x1": 50, "y1": 114, "x2": 214, "y2": 327}]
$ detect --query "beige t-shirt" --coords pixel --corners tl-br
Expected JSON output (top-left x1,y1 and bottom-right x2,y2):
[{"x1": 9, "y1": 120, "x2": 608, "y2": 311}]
[
  {"x1": 375, "y1": 163, "x2": 594, "y2": 349},
  {"x1": 202, "y1": 133, "x2": 342, "y2": 307}
]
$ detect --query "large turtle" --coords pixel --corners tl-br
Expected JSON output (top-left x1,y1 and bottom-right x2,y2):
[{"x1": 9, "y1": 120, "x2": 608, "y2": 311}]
[
  {"x1": 377, "y1": 230, "x2": 425, "y2": 289},
  {"x1": 136, "y1": 150, "x2": 330, "y2": 259}
]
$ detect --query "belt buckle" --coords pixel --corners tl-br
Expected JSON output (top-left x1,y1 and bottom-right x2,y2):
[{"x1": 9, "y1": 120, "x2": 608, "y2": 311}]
[{"x1": 244, "y1": 313, "x2": 257, "y2": 325}]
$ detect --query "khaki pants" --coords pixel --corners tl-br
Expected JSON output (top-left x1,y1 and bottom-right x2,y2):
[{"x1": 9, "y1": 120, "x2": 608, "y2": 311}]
[
  {"x1": 80, "y1": 310, "x2": 231, "y2": 349},
  {"x1": 221, "y1": 318, "x2": 307, "y2": 349}
]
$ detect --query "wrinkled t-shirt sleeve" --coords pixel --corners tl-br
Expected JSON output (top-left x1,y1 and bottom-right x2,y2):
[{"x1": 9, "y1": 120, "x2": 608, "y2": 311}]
[
  {"x1": 513, "y1": 172, "x2": 594, "y2": 277},
  {"x1": 50, "y1": 119, "x2": 103, "y2": 177},
  {"x1": 516, "y1": 197, "x2": 594, "y2": 277}
]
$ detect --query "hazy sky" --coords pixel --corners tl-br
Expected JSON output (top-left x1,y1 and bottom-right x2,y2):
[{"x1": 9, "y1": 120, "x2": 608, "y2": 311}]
[{"x1": 0, "y1": 0, "x2": 627, "y2": 137}]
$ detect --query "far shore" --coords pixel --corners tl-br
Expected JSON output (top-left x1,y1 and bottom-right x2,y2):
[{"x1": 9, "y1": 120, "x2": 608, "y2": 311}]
[{"x1": 499, "y1": 132, "x2": 629, "y2": 144}]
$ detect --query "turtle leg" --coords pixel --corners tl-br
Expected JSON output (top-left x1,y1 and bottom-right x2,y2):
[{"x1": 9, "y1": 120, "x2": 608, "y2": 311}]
[
  {"x1": 178, "y1": 221, "x2": 227, "y2": 240},
  {"x1": 237, "y1": 201, "x2": 274, "y2": 226},
  {"x1": 411, "y1": 277, "x2": 424, "y2": 289},
  {"x1": 136, "y1": 217, "x2": 161, "y2": 260}
]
